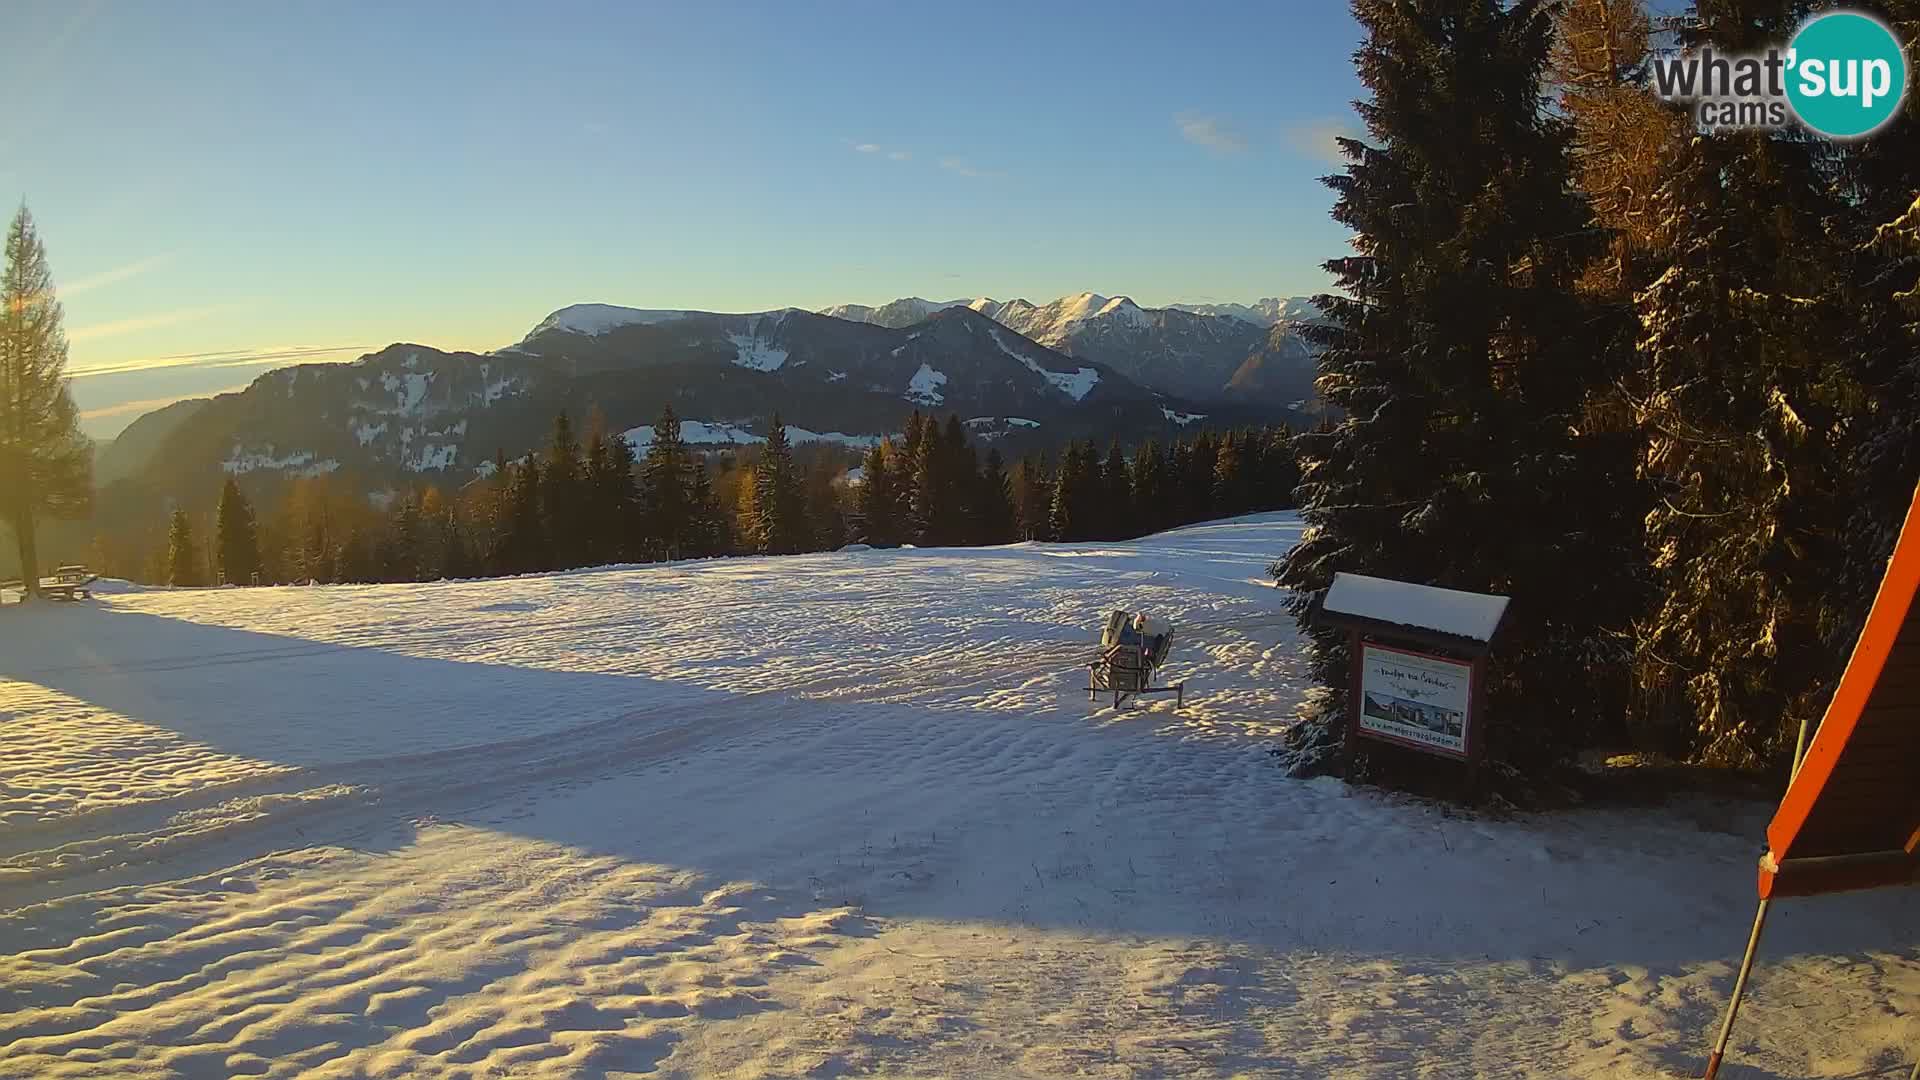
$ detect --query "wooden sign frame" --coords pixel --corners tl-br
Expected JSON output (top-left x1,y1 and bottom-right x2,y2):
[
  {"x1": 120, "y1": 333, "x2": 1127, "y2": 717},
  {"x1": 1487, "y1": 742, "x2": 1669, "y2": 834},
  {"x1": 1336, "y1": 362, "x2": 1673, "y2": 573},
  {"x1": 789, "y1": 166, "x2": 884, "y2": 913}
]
[{"x1": 1343, "y1": 630, "x2": 1490, "y2": 772}]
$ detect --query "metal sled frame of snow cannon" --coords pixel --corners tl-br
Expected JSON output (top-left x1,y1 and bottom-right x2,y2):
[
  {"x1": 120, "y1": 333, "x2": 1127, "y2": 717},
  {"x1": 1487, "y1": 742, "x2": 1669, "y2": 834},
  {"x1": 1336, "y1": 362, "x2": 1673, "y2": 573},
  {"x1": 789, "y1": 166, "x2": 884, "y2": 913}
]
[{"x1": 1088, "y1": 610, "x2": 1185, "y2": 709}]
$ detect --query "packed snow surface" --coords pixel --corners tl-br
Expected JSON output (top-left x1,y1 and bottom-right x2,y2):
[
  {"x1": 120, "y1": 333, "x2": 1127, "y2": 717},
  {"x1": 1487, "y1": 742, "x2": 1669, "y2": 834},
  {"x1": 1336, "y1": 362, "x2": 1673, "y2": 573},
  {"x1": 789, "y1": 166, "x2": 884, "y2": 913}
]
[
  {"x1": 1323, "y1": 570, "x2": 1511, "y2": 642},
  {"x1": 1, "y1": 514, "x2": 1913, "y2": 1079}
]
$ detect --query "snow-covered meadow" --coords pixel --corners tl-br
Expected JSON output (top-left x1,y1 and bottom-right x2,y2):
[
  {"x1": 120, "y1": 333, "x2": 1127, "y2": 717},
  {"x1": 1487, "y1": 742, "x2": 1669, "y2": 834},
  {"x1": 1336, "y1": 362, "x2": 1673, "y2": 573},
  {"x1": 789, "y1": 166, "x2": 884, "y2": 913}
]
[{"x1": 1, "y1": 514, "x2": 1914, "y2": 1078}]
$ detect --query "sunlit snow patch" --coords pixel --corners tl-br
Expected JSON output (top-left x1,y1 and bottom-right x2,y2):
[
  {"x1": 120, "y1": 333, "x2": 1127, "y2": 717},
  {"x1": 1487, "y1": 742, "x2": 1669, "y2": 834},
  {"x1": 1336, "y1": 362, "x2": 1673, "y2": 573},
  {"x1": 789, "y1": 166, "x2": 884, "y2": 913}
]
[
  {"x1": 988, "y1": 328, "x2": 1099, "y2": 401},
  {"x1": 224, "y1": 447, "x2": 340, "y2": 477},
  {"x1": 905, "y1": 363, "x2": 948, "y2": 405},
  {"x1": 728, "y1": 332, "x2": 789, "y2": 372}
]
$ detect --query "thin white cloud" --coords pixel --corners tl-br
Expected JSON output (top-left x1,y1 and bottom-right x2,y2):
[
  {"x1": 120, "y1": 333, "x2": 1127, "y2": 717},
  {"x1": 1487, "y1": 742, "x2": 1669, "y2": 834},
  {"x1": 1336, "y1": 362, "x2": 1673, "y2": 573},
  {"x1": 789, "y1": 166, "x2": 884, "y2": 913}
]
[
  {"x1": 1284, "y1": 118, "x2": 1360, "y2": 166},
  {"x1": 61, "y1": 253, "x2": 174, "y2": 298},
  {"x1": 67, "y1": 343, "x2": 369, "y2": 379},
  {"x1": 68, "y1": 304, "x2": 230, "y2": 343},
  {"x1": 939, "y1": 156, "x2": 1002, "y2": 179},
  {"x1": 852, "y1": 141, "x2": 914, "y2": 162},
  {"x1": 850, "y1": 138, "x2": 998, "y2": 177},
  {"x1": 1176, "y1": 111, "x2": 1248, "y2": 154}
]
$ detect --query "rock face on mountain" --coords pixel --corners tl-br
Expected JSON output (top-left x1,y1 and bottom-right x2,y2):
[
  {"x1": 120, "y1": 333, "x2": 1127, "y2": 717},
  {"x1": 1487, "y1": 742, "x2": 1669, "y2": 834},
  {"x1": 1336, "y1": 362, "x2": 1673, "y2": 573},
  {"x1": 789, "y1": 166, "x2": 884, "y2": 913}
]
[
  {"x1": 822, "y1": 293, "x2": 1321, "y2": 411},
  {"x1": 107, "y1": 304, "x2": 1247, "y2": 501}
]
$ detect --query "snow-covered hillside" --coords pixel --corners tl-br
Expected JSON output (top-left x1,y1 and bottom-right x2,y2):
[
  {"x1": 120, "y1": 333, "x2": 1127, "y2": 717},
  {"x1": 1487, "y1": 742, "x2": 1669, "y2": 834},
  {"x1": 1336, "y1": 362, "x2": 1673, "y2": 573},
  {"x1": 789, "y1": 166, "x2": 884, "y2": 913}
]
[{"x1": 1, "y1": 515, "x2": 1913, "y2": 1078}]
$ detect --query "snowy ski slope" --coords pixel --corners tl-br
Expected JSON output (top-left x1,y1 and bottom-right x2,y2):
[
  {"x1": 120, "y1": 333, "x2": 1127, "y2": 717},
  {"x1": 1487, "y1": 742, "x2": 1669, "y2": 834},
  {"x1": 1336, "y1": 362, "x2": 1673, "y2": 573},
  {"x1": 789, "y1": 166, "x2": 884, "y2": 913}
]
[{"x1": 1, "y1": 514, "x2": 1914, "y2": 1078}]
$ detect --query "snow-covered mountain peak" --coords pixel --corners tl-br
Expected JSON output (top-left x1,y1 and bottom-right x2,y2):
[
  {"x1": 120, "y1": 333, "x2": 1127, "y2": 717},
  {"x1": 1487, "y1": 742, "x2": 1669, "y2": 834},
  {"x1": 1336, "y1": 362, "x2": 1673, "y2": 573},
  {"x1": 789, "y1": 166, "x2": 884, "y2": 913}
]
[
  {"x1": 531, "y1": 303, "x2": 802, "y2": 338},
  {"x1": 1095, "y1": 295, "x2": 1151, "y2": 327}
]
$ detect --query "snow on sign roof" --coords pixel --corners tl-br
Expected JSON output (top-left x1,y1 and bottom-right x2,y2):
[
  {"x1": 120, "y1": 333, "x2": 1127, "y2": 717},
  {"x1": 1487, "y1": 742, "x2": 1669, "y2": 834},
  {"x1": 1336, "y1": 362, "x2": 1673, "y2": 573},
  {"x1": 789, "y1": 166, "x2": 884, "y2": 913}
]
[{"x1": 1321, "y1": 572, "x2": 1510, "y2": 644}]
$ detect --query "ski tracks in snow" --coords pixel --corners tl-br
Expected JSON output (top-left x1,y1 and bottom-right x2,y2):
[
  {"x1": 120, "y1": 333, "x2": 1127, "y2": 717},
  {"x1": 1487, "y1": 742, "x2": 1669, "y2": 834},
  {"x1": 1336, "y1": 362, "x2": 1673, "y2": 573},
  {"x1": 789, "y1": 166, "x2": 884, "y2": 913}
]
[{"x1": 3, "y1": 514, "x2": 1916, "y2": 1078}]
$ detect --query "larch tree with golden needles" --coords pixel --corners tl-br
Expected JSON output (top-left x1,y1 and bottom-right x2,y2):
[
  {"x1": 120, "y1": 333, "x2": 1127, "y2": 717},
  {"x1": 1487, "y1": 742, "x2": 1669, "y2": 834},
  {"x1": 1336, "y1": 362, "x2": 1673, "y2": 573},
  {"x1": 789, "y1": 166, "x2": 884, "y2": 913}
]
[
  {"x1": 0, "y1": 205, "x2": 92, "y2": 598},
  {"x1": 1549, "y1": 0, "x2": 1684, "y2": 298}
]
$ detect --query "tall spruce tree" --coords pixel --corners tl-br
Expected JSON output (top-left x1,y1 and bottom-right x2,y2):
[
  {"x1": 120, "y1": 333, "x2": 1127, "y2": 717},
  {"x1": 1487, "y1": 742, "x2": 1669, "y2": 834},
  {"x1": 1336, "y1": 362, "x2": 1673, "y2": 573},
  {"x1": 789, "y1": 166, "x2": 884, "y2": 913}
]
[
  {"x1": 505, "y1": 457, "x2": 549, "y2": 573},
  {"x1": 1100, "y1": 439, "x2": 1131, "y2": 539},
  {"x1": 1825, "y1": 0, "x2": 1920, "y2": 691},
  {"x1": 641, "y1": 405, "x2": 692, "y2": 559},
  {"x1": 977, "y1": 448, "x2": 1017, "y2": 545},
  {"x1": 0, "y1": 206, "x2": 91, "y2": 596},
  {"x1": 387, "y1": 494, "x2": 423, "y2": 582},
  {"x1": 1212, "y1": 434, "x2": 1247, "y2": 519},
  {"x1": 1626, "y1": 0, "x2": 1886, "y2": 766},
  {"x1": 1130, "y1": 440, "x2": 1170, "y2": 534},
  {"x1": 686, "y1": 462, "x2": 724, "y2": 557},
  {"x1": 580, "y1": 420, "x2": 615, "y2": 566},
  {"x1": 215, "y1": 476, "x2": 260, "y2": 585},
  {"x1": 943, "y1": 414, "x2": 978, "y2": 544},
  {"x1": 165, "y1": 509, "x2": 203, "y2": 587},
  {"x1": 1011, "y1": 454, "x2": 1052, "y2": 540},
  {"x1": 604, "y1": 432, "x2": 642, "y2": 559},
  {"x1": 1276, "y1": 0, "x2": 1635, "y2": 773},
  {"x1": 857, "y1": 440, "x2": 897, "y2": 546},
  {"x1": 752, "y1": 415, "x2": 811, "y2": 554},
  {"x1": 1049, "y1": 440, "x2": 1098, "y2": 542},
  {"x1": 543, "y1": 411, "x2": 588, "y2": 568}
]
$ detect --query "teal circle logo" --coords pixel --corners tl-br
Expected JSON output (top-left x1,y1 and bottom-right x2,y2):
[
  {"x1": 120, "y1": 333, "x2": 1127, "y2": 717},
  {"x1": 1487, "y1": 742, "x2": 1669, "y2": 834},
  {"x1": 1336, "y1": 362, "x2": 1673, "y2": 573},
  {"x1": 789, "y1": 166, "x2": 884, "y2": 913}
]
[{"x1": 1786, "y1": 11, "x2": 1909, "y2": 138}]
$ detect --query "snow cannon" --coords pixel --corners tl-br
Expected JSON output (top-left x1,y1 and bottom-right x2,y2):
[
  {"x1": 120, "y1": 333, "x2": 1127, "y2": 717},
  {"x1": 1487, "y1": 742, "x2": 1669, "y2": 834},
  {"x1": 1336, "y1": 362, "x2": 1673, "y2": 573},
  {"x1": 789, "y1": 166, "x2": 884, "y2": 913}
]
[{"x1": 1089, "y1": 610, "x2": 1183, "y2": 708}]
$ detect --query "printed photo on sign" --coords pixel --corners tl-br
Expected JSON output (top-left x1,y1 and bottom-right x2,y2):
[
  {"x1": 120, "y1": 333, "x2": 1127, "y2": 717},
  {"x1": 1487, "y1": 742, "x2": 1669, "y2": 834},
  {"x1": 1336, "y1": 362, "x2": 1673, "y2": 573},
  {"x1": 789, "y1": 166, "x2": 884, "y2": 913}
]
[{"x1": 1358, "y1": 645, "x2": 1472, "y2": 756}]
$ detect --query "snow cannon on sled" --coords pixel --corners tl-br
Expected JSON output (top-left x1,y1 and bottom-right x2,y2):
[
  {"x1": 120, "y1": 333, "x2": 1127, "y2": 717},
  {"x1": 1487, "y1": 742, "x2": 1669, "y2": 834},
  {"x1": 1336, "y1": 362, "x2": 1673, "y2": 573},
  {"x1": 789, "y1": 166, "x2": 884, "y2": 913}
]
[{"x1": 1088, "y1": 611, "x2": 1185, "y2": 708}]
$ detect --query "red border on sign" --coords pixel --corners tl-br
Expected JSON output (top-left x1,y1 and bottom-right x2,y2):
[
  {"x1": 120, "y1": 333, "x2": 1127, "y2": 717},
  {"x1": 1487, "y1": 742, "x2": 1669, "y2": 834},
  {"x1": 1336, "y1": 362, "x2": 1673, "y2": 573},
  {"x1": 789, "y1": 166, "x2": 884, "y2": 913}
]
[{"x1": 1353, "y1": 641, "x2": 1475, "y2": 761}]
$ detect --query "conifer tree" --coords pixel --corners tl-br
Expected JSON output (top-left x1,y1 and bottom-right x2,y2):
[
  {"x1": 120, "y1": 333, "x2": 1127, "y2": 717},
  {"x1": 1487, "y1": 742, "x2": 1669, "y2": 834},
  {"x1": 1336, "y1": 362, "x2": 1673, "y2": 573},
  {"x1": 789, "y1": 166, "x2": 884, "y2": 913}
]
[
  {"x1": 896, "y1": 411, "x2": 928, "y2": 530},
  {"x1": 1276, "y1": 0, "x2": 1635, "y2": 771},
  {"x1": 1185, "y1": 432, "x2": 1218, "y2": 524},
  {"x1": 1257, "y1": 428, "x2": 1300, "y2": 511},
  {"x1": 387, "y1": 494, "x2": 423, "y2": 582},
  {"x1": 908, "y1": 417, "x2": 962, "y2": 546},
  {"x1": 505, "y1": 457, "x2": 549, "y2": 572},
  {"x1": 165, "y1": 509, "x2": 203, "y2": 587},
  {"x1": 942, "y1": 414, "x2": 978, "y2": 544},
  {"x1": 1627, "y1": 0, "x2": 1869, "y2": 765},
  {"x1": 805, "y1": 455, "x2": 848, "y2": 550},
  {"x1": 543, "y1": 411, "x2": 587, "y2": 568},
  {"x1": 606, "y1": 432, "x2": 643, "y2": 559},
  {"x1": 1130, "y1": 440, "x2": 1170, "y2": 534},
  {"x1": 1011, "y1": 454, "x2": 1052, "y2": 540},
  {"x1": 1101, "y1": 439, "x2": 1131, "y2": 539},
  {"x1": 641, "y1": 405, "x2": 692, "y2": 559},
  {"x1": 857, "y1": 440, "x2": 897, "y2": 546},
  {"x1": 752, "y1": 414, "x2": 811, "y2": 554},
  {"x1": 686, "y1": 461, "x2": 724, "y2": 557},
  {"x1": 1212, "y1": 433, "x2": 1248, "y2": 518},
  {"x1": 1049, "y1": 440, "x2": 1098, "y2": 542},
  {"x1": 215, "y1": 476, "x2": 260, "y2": 585},
  {"x1": 1822, "y1": 0, "x2": 1920, "y2": 671},
  {"x1": 580, "y1": 421, "x2": 614, "y2": 566},
  {"x1": 977, "y1": 448, "x2": 1017, "y2": 545},
  {"x1": 0, "y1": 206, "x2": 91, "y2": 597},
  {"x1": 1550, "y1": 0, "x2": 1682, "y2": 298}
]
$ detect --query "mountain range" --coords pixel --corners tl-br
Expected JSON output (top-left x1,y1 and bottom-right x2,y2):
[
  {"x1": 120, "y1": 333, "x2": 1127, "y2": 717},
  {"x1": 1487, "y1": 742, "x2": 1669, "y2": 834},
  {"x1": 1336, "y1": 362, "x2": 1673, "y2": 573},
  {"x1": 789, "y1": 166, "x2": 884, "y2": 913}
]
[
  {"x1": 97, "y1": 293, "x2": 1325, "y2": 513},
  {"x1": 820, "y1": 293, "x2": 1323, "y2": 408}
]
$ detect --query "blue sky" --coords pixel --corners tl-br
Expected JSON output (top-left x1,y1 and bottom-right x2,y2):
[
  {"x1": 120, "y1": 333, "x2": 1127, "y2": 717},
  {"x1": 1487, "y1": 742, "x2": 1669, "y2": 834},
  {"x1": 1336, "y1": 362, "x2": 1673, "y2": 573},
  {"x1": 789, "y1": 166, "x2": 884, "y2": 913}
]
[{"x1": 4, "y1": 1, "x2": 1366, "y2": 436}]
